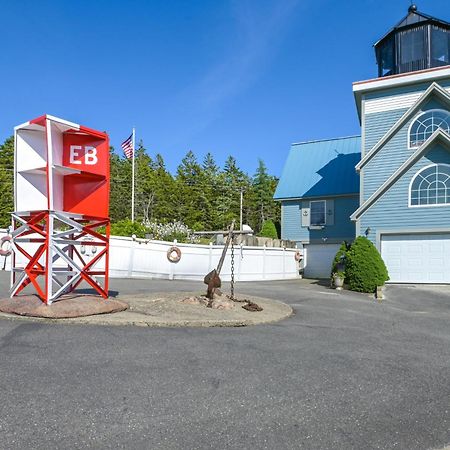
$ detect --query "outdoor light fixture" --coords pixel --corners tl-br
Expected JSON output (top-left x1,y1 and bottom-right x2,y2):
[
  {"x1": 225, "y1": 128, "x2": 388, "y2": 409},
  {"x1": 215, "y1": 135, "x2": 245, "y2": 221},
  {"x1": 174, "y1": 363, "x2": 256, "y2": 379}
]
[{"x1": 365, "y1": 227, "x2": 371, "y2": 236}]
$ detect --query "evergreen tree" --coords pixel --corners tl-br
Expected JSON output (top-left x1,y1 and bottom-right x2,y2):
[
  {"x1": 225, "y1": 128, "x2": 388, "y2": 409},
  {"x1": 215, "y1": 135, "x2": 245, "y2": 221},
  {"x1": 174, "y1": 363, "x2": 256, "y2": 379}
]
[
  {"x1": 109, "y1": 147, "x2": 131, "y2": 222},
  {"x1": 219, "y1": 156, "x2": 250, "y2": 229},
  {"x1": 147, "y1": 153, "x2": 176, "y2": 223},
  {"x1": 175, "y1": 151, "x2": 206, "y2": 229},
  {"x1": 0, "y1": 137, "x2": 14, "y2": 228},
  {"x1": 249, "y1": 159, "x2": 280, "y2": 232},
  {"x1": 201, "y1": 152, "x2": 221, "y2": 230},
  {"x1": 0, "y1": 134, "x2": 282, "y2": 236}
]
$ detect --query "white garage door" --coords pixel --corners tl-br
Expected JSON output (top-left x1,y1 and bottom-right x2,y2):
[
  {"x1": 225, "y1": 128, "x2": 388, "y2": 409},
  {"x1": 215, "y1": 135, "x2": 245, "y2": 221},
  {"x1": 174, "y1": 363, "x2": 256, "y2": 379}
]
[
  {"x1": 381, "y1": 233, "x2": 450, "y2": 283},
  {"x1": 304, "y1": 244, "x2": 340, "y2": 279}
]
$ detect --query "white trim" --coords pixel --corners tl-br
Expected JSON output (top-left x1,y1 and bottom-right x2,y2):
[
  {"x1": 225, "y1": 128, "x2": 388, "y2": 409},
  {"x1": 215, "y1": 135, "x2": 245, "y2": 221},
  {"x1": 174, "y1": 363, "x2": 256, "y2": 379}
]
[
  {"x1": 351, "y1": 129, "x2": 450, "y2": 221},
  {"x1": 353, "y1": 67, "x2": 450, "y2": 120},
  {"x1": 310, "y1": 200, "x2": 326, "y2": 226},
  {"x1": 45, "y1": 118, "x2": 54, "y2": 210},
  {"x1": 356, "y1": 82, "x2": 450, "y2": 171},
  {"x1": 353, "y1": 67, "x2": 450, "y2": 94},
  {"x1": 408, "y1": 163, "x2": 450, "y2": 207},
  {"x1": 45, "y1": 114, "x2": 80, "y2": 130},
  {"x1": 13, "y1": 121, "x2": 30, "y2": 131},
  {"x1": 365, "y1": 91, "x2": 424, "y2": 115},
  {"x1": 407, "y1": 108, "x2": 450, "y2": 149}
]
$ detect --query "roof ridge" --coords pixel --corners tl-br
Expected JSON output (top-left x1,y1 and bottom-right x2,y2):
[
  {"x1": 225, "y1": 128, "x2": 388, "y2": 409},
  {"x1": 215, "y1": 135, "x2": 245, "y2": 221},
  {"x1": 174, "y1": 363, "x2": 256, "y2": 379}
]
[{"x1": 291, "y1": 135, "x2": 360, "y2": 146}]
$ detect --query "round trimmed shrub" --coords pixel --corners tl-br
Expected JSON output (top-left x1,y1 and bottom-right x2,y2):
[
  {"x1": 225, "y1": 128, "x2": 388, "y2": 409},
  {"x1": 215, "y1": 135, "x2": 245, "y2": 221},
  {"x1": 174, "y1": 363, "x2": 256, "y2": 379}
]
[{"x1": 345, "y1": 236, "x2": 389, "y2": 293}]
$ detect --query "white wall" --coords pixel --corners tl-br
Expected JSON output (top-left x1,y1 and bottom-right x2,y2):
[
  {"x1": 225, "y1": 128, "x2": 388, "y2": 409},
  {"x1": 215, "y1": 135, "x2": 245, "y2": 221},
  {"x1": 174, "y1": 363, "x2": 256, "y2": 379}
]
[{"x1": 0, "y1": 230, "x2": 300, "y2": 282}]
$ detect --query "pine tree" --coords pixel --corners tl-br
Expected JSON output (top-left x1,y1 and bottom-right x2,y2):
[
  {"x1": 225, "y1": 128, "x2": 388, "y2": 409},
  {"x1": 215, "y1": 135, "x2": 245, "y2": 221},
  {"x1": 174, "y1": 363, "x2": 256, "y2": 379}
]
[
  {"x1": 109, "y1": 147, "x2": 131, "y2": 222},
  {"x1": 219, "y1": 156, "x2": 250, "y2": 229},
  {"x1": 249, "y1": 159, "x2": 280, "y2": 233},
  {"x1": 175, "y1": 151, "x2": 206, "y2": 229},
  {"x1": 201, "y1": 153, "x2": 221, "y2": 230},
  {"x1": 0, "y1": 137, "x2": 14, "y2": 228},
  {"x1": 147, "y1": 153, "x2": 176, "y2": 223}
]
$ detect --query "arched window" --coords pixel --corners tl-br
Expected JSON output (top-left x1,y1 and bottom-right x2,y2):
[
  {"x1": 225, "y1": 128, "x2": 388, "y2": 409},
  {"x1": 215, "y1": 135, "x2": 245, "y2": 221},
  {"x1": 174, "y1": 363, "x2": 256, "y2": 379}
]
[
  {"x1": 410, "y1": 164, "x2": 450, "y2": 206},
  {"x1": 409, "y1": 109, "x2": 450, "y2": 148}
]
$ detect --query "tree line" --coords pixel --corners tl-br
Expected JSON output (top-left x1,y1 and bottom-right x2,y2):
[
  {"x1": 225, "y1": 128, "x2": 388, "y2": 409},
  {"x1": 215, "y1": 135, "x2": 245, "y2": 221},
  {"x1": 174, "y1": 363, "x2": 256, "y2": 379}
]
[{"x1": 0, "y1": 136, "x2": 280, "y2": 234}]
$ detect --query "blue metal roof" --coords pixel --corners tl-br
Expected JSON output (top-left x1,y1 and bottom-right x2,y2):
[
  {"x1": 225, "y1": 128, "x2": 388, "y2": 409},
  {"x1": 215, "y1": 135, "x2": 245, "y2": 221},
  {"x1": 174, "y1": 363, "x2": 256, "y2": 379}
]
[{"x1": 274, "y1": 136, "x2": 361, "y2": 200}]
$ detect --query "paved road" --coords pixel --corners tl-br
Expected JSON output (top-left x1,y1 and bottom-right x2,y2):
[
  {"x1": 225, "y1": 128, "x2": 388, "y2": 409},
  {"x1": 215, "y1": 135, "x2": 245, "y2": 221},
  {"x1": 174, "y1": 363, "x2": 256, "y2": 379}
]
[{"x1": 0, "y1": 272, "x2": 449, "y2": 449}]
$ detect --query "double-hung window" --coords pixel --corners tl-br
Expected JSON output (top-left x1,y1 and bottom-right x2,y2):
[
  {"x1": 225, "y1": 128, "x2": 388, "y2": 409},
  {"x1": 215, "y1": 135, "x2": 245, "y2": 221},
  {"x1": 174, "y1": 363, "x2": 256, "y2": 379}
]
[{"x1": 310, "y1": 200, "x2": 326, "y2": 226}]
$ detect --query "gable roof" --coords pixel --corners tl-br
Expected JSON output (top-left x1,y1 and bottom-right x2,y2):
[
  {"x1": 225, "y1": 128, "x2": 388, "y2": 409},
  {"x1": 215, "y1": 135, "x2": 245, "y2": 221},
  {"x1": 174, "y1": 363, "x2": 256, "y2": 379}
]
[
  {"x1": 356, "y1": 82, "x2": 450, "y2": 171},
  {"x1": 351, "y1": 129, "x2": 450, "y2": 221},
  {"x1": 274, "y1": 136, "x2": 361, "y2": 200}
]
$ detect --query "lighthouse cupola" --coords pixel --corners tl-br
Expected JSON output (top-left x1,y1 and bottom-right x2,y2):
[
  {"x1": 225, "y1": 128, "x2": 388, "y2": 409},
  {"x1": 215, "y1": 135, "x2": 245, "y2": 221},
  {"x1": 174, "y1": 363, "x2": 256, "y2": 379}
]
[{"x1": 375, "y1": 4, "x2": 450, "y2": 77}]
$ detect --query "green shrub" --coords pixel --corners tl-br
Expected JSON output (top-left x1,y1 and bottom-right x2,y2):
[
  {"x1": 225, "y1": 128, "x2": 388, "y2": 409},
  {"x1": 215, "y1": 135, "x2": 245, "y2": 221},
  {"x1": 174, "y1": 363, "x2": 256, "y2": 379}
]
[
  {"x1": 345, "y1": 236, "x2": 389, "y2": 293},
  {"x1": 259, "y1": 220, "x2": 278, "y2": 239},
  {"x1": 330, "y1": 242, "x2": 350, "y2": 276},
  {"x1": 110, "y1": 219, "x2": 147, "y2": 238}
]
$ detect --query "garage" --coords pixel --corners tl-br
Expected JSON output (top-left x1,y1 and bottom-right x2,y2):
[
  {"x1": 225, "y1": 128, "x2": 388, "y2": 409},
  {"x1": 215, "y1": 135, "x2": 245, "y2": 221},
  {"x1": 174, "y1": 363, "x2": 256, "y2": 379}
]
[
  {"x1": 304, "y1": 243, "x2": 340, "y2": 279},
  {"x1": 381, "y1": 233, "x2": 450, "y2": 283}
]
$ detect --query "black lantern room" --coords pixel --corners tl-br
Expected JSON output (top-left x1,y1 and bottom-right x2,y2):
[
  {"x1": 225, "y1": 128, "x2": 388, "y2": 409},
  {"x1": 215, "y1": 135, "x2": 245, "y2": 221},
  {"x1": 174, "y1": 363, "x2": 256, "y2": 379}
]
[{"x1": 375, "y1": 4, "x2": 450, "y2": 77}]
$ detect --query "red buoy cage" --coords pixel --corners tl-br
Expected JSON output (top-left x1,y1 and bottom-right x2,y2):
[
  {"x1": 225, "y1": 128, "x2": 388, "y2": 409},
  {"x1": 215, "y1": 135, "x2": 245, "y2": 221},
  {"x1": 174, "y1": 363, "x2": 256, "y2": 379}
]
[{"x1": 11, "y1": 115, "x2": 110, "y2": 304}]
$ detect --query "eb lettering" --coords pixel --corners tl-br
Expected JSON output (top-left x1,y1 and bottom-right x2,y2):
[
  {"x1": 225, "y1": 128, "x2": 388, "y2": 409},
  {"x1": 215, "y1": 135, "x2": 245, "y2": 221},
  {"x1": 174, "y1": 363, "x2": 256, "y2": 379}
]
[{"x1": 69, "y1": 145, "x2": 98, "y2": 165}]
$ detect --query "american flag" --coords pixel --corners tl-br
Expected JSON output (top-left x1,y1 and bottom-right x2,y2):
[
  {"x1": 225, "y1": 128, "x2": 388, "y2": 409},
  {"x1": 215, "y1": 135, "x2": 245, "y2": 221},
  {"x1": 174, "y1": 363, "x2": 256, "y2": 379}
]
[{"x1": 121, "y1": 133, "x2": 134, "y2": 159}]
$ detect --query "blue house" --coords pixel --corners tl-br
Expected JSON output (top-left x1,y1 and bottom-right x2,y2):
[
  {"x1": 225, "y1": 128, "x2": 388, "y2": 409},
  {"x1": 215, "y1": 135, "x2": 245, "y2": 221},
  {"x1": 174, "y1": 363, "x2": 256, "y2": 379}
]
[
  {"x1": 274, "y1": 136, "x2": 360, "y2": 278},
  {"x1": 276, "y1": 5, "x2": 450, "y2": 283}
]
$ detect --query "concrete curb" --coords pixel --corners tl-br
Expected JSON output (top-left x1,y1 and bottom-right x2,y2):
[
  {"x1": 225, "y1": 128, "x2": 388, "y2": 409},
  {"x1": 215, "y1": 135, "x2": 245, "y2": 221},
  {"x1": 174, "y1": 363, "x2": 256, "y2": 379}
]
[{"x1": 0, "y1": 292, "x2": 294, "y2": 328}]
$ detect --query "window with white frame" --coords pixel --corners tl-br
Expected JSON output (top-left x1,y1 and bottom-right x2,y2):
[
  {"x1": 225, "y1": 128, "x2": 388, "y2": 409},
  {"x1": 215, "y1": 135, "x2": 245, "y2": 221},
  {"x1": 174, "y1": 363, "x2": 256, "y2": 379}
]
[
  {"x1": 310, "y1": 200, "x2": 326, "y2": 225},
  {"x1": 410, "y1": 164, "x2": 450, "y2": 206},
  {"x1": 409, "y1": 109, "x2": 450, "y2": 148}
]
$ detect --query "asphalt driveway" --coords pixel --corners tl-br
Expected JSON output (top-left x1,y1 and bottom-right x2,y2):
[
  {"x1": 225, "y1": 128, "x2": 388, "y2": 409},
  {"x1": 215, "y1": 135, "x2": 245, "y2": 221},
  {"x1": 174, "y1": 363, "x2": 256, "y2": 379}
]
[{"x1": 0, "y1": 272, "x2": 449, "y2": 450}]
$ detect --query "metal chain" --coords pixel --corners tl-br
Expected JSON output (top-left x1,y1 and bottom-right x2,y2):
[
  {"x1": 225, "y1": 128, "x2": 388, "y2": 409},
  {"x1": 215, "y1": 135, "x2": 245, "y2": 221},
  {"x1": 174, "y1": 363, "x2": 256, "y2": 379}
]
[{"x1": 230, "y1": 233, "x2": 235, "y2": 300}]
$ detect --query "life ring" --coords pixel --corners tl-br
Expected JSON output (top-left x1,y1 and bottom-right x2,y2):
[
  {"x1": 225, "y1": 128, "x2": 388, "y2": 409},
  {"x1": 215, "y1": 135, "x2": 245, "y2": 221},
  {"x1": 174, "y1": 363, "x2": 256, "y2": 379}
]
[
  {"x1": 0, "y1": 236, "x2": 12, "y2": 257},
  {"x1": 167, "y1": 246, "x2": 181, "y2": 263},
  {"x1": 294, "y1": 250, "x2": 302, "y2": 262}
]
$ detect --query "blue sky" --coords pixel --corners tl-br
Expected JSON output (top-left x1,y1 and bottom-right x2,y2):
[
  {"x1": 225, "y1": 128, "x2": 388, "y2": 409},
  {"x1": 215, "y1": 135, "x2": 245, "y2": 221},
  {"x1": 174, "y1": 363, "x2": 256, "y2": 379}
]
[{"x1": 2, "y1": 0, "x2": 449, "y2": 176}]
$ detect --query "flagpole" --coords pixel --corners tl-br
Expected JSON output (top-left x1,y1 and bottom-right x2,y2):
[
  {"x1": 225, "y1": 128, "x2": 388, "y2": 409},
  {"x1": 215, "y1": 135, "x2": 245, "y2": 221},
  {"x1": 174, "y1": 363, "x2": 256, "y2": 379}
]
[{"x1": 131, "y1": 127, "x2": 136, "y2": 222}]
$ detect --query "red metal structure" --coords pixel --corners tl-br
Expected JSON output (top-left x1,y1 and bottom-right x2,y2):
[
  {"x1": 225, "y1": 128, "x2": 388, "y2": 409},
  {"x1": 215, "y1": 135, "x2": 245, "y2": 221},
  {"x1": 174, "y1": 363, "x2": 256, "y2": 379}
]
[{"x1": 11, "y1": 115, "x2": 110, "y2": 304}]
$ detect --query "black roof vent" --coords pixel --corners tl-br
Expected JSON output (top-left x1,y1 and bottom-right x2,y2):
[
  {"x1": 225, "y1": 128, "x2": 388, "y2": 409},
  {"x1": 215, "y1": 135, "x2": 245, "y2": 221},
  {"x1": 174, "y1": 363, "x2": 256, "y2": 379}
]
[{"x1": 375, "y1": 6, "x2": 450, "y2": 77}]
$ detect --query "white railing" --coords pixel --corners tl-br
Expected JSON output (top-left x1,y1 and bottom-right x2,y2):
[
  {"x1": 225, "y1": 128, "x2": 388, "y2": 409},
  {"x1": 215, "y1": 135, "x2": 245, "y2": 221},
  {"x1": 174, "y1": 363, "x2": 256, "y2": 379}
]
[{"x1": 0, "y1": 230, "x2": 300, "y2": 281}]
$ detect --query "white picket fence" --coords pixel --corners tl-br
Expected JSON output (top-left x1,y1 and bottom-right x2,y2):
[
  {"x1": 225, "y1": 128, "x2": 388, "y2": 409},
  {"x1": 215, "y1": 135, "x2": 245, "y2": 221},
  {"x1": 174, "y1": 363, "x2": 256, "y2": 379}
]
[{"x1": 0, "y1": 230, "x2": 300, "y2": 281}]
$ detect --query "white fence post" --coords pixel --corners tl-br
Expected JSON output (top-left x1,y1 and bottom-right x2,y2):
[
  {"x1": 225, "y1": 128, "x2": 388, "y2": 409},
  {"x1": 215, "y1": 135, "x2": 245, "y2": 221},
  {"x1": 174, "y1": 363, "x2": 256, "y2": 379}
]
[
  {"x1": 127, "y1": 239, "x2": 134, "y2": 278},
  {"x1": 238, "y1": 243, "x2": 243, "y2": 281},
  {"x1": 169, "y1": 239, "x2": 177, "y2": 280},
  {"x1": 263, "y1": 244, "x2": 266, "y2": 279},
  {"x1": 209, "y1": 242, "x2": 213, "y2": 271}
]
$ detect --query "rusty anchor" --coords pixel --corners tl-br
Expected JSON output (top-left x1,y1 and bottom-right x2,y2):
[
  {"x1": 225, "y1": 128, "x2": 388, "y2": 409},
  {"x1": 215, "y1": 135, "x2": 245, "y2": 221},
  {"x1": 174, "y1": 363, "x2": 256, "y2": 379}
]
[{"x1": 203, "y1": 220, "x2": 235, "y2": 300}]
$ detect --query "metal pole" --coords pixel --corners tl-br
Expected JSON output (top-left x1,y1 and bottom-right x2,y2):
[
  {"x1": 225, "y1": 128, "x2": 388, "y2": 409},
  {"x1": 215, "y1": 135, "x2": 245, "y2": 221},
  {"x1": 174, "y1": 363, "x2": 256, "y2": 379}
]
[
  {"x1": 239, "y1": 188, "x2": 243, "y2": 231},
  {"x1": 131, "y1": 127, "x2": 136, "y2": 222}
]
